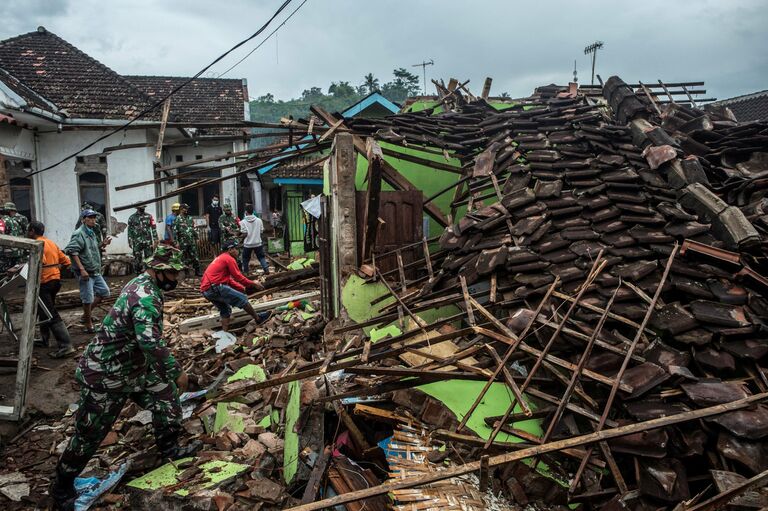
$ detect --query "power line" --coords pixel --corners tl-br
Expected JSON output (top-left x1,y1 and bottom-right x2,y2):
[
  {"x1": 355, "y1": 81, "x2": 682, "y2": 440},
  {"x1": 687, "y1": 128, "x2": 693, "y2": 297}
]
[
  {"x1": 9, "y1": 0, "x2": 295, "y2": 186},
  {"x1": 216, "y1": 0, "x2": 310, "y2": 78}
]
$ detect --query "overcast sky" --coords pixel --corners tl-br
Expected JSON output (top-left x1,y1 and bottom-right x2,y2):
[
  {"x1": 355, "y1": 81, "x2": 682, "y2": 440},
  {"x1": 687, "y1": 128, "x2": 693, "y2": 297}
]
[{"x1": 1, "y1": 0, "x2": 766, "y2": 103}]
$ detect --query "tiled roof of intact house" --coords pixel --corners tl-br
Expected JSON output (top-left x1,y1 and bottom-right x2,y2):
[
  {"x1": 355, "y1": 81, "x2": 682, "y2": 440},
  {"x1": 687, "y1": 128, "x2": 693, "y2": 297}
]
[
  {"x1": 0, "y1": 27, "x2": 155, "y2": 119},
  {"x1": 125, "y1": 75, "x2": 246, "y2": 123},
  {"x1": 269, "y1": 154, "x2": 324, "y2": 180},
  {"x1": 705, "y1": 89, "x2": 768, "y2": 122}
]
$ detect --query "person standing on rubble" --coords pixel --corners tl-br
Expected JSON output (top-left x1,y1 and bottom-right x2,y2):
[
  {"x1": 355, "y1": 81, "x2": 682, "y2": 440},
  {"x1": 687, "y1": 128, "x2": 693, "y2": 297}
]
[
  {"x1": 173, "y1": 203, "x2": 201, "y2": 277},
  {"x1": 27, "y1": 221, "x2": 75, "y2": 358},
  {"x1": 74, "y1": 202, "x2": 107, "y2": 245},
  {"x1": 164, "y1": 202, "x2": 180, "y2": 243},
  {"x1": 49, "y1": 245, "x2": 196, "y2": 511},
  {"x1": 205, "y1": 194, "x2": 223, "y2": 250},
  {"x1": 218, "y1": 203, "x2": 241, "y2": 247},
  {"x1": 127, "y1": 205, "x2": 158, "y2": 274},
  {"x1": 65, "y1": 209, "x2": 111, "y2": 333},
  {"x1": 200, "y1": 240, "x2": 268, "y2": 332},
  {"x1": 2, "y1": 201, "x2": 30, "y2": 267},
  {"x1": 239, "y1": 204, "x2": 269, "y2": 275}
]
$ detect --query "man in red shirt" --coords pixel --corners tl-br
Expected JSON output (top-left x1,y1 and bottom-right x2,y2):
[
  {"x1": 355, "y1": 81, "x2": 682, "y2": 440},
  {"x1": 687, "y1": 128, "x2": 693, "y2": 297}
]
[{"x1": 200, "y1": 240, "x2": 267, "y2": 331}]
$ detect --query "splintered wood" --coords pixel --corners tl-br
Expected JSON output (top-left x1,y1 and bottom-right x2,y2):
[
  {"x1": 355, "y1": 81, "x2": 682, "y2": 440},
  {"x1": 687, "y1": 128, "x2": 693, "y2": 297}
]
[{"x1": 387, "y1": 426, "x2": 516, "y2": 511}]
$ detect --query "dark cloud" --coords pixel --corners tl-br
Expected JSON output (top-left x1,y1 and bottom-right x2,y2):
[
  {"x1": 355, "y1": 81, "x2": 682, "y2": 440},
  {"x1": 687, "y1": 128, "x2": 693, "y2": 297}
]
[{"x1": 0, "y1": 0, "x2": 765, "y2": 102}]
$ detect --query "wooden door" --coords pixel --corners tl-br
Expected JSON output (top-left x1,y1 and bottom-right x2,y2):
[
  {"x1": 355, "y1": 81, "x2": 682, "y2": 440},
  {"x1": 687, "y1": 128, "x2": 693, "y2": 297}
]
[{"x1": 356, "y1": 190, "x2": 423, "y2": 277}]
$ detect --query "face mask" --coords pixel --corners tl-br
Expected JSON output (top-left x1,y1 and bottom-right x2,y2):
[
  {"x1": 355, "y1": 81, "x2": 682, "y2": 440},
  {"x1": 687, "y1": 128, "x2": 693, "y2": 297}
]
[
  {"x1": 156, "y1": 271, "x2": 178, "y2": 292},
  {"x1": 212, "y1": 200, "x2": 219, "y2": 206}
]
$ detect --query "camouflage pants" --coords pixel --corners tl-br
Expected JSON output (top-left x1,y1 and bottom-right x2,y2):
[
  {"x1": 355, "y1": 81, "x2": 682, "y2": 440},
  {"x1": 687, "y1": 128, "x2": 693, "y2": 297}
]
[
  {"x1": 178, "y1": 239, "x2": 200, "y2": 273},
  {"x1": 132, "y1": 243, "x2": 154, "y2": 273},
  {"x1": 56, "y1": 383, "x2": 182, "y2": 479}
]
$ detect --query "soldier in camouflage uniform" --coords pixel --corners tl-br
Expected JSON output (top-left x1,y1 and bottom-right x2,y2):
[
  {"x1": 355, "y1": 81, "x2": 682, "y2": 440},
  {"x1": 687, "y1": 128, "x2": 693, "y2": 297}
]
[
  {"x1": 50, "y1": 245, "x2": 196, "y2": 511},
  {"x1": 75, "y1": 202, "x2": 108, "y2": 244},
  {"x1": 1, "y1": 202, "x2": 30, "y2": 268},
  {"x1": 127, "y1": 205, "x2": 158, "y2": 274},
  {"x1": 218, "y1": 203, "x2": 241, "y2": 247},
  {"x1": 172, "y1": 203, "x2": 201, "y2": 276}
]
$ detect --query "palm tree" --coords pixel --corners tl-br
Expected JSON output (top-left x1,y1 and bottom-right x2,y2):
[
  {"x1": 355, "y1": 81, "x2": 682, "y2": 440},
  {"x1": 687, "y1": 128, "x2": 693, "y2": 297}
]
[{"x1": 363, "y1": 73, "x2": 380, "y2": 94}]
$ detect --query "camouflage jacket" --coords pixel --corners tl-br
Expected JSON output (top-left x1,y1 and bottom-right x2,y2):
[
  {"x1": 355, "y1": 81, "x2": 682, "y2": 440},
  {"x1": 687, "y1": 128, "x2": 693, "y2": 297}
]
[
  {"x1": 218, "y1": 214, "x2": 241, "y2": 243},
  {"x1": 3, "y1": 213, "x2": 28, "y2": 236},
  {"x1": 172, "y1": 214, "x2": 197, "y2": 243},
  {"x1": 76, "y1": 273, "x2": 181, "y2": 392},
  {"x1": 127, "y1": 212, "x2": 158, "y2": 249}
]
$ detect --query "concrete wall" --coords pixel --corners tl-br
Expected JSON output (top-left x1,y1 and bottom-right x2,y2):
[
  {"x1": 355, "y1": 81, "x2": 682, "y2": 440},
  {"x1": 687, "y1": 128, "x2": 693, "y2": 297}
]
[{"x1": 34, "y1": 129, "x2": 156, "y2": 254}]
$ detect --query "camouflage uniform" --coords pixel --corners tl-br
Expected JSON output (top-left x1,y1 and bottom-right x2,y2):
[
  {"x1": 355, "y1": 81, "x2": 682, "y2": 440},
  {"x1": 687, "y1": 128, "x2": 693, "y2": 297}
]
[
  {"x1": 127, "y1": 209, "x2": 158, "y2": 273},
  {"x1": 55, "y1": 246, "x2": 186, "y2": 486},
  {"x1": 75, "y1": 202, "x2": 108, "y2": 245},
  {"x1": 173, "y1": 209, "x2": 200, "y2": 275},
  {"x1": 218, "y1": 207, "x2": 241, "y2": 246},
  {"x1": 1, "y1": 202, "x2": 30, "y2": 268}
]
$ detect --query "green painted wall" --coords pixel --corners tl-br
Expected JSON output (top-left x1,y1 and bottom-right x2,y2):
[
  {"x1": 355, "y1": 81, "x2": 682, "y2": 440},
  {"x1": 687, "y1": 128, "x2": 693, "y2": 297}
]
[{"x1": 354, "y1": 142, "x2": 465, "y2": 239}]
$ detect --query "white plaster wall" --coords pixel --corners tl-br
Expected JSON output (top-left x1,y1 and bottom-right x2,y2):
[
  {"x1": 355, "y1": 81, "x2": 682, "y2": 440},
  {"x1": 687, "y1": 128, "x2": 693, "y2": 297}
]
[
  {"x1": 163, "y1": 140, "x2": 246, "y2": 217},
  {"x1": 34, "y1": 129, "x2": 157, "y2": 254}
]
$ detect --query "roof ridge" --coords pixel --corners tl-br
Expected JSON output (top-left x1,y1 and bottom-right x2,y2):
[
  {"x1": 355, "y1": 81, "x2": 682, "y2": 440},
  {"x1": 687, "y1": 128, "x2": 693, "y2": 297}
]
[
  {"x1": 125, "y1": 74, "x2": 242, "y2": 82},
  {"x1": 34, "y1": 29, "x2": 156, "y2": 110},
  {"x1": 710, "y1": 89, "x2": 768, "y2": 106}
]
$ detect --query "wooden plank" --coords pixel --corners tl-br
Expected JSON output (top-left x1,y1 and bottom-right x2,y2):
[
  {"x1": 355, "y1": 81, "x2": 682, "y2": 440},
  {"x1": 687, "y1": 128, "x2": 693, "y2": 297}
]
[
  {"x1": 361, "y1": 138, "x2": 383, "y2": 262},
  {"x1": 300, "y1": 446, "x2": 331, "y2": 504},
  {"x1": 481, "y1": 77, "x2": 492, "y2": 100},
  {"x1": 154, "y1": 98, "x2": 172, "y2": 163},
  {"x1": 285, "y1": 392, "x2": 768, "y2": 511},
  {"x1": 178, "y1": 291, "x2": 319, "y2": 333}
]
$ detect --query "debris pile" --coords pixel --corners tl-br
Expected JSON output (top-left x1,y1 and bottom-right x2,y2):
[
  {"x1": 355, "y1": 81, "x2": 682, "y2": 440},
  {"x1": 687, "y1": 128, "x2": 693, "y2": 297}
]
[{"x1": 2, "y1": 77, "x2": 768, "y2": 510}]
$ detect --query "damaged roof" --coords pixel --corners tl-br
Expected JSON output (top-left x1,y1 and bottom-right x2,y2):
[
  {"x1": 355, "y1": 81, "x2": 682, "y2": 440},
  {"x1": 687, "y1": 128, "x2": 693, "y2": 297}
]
[
  {"x1": 0, "y1": 27, "x2": 154, "y2": 119},
  {"x1": 125, "y1": 75, "x2": 247, "y2": 124},
  {"x1": 705, "y1": 89, "x2": 768, "y2": 122}
]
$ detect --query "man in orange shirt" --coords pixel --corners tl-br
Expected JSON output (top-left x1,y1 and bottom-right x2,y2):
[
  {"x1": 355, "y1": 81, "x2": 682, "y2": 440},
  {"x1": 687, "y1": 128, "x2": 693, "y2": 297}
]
[{"x1": 28, "y1": 221, "x2": 75, "y2": 358}]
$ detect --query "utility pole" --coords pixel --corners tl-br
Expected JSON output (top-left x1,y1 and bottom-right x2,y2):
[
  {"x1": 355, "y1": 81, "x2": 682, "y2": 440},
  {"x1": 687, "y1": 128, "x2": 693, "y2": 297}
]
[
  {"x1": 583, "y1": 41, "x2": 604, "y2": 86},
  {"x1": 412, "y1": 59, "x2": 434, "y2": 95},
  {"x1": 573, "y1": 59, "x2": 578, "y2": 84}
]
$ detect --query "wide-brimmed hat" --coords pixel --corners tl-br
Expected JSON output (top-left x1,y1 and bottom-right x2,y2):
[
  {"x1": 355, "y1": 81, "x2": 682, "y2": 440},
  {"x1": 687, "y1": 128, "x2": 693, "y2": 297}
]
[
  {"x1": 144, "y1": 245, "x2": 185, "y2": 271},
  {"x1": 4, "y1": 202, "x2": 17, "y2": 212}
]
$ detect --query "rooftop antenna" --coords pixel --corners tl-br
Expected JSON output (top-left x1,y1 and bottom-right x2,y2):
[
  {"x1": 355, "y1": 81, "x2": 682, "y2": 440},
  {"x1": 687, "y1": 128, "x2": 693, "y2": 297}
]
[
  {"x1": 583, "y1": 41, "x2": 604, "y2": 86},
  {"x1": 412, "y1": 59, "x2": 435, "y2": 95}
]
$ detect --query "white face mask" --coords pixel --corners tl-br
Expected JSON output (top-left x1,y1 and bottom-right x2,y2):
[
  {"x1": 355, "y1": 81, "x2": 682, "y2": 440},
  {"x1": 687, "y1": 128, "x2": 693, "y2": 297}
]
[{"x1": 212, "y1": 200, "x2": 219, "y2": 206}]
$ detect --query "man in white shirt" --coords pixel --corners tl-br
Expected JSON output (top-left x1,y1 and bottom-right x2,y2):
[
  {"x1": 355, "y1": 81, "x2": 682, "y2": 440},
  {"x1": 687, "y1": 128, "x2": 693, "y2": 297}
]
[{"x1": 239, "y1": 204, "x2": 270, "y2": 275}]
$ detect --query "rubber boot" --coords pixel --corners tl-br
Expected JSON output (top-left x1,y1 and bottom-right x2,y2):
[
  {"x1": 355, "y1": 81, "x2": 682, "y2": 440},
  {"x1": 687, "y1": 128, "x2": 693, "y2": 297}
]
[
  {"x1": 155, "y1": 427, "x2": 202, "y2": 461},
  {"x1": 243, "y1": 303, "x2": 271, "y2": 325},
  {"x1": 49, "y1": 320, "x2": 75, "y2": 359},
  {"x1": 34, "y1": 324, "x2": 51, "y2": 348},
  {"x1": 49, "y1": 468, "x2": 77, "y2": 511}
]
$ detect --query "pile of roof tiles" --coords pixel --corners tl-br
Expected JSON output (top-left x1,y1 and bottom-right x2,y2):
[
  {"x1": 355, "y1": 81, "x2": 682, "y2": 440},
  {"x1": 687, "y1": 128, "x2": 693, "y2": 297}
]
[{"x1": 346, "y1": 77, "x2": 768, "y2": 508}]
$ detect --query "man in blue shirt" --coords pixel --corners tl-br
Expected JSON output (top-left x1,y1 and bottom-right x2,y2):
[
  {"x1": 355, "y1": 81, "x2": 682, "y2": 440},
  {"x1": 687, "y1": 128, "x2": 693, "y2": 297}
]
[{"x1": 165, "y1": 203, "x2": 180, "y2": 243}]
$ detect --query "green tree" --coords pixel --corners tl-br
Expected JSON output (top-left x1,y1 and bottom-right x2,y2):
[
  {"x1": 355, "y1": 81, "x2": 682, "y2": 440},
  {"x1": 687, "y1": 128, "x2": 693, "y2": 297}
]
[
  {"x1": 328, "y1": 81, "x2": 356, "y2": 98},
  {"x1": 301, "y1": 86, "x2": 324, "y2": 102},
  {"x1": 381, "y1": 68, "x2": 421, "y2": 103},
  {"x1": 257, "y1": 93, "x2": 275, "y2": 103},
  {"x1": 362, "y1": 73, "x2": 380, "y2": 94}
]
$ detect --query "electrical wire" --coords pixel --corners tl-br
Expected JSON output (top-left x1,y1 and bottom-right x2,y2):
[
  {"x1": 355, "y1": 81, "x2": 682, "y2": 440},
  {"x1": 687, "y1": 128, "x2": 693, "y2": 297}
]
[
  {"x1": 216, "y1": 0, "x2": 310, "y2": 78},
  {"x1": 6, "y1": 0, "x2": 295, "y2": 186}
]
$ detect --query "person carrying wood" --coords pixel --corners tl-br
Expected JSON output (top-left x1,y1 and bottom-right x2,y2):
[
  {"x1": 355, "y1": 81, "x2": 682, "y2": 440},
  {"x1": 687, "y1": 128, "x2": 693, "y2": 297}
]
[
  {"x1": 172, "y1": 203, "x2": 201, "y2": 277},
  {"x1": 65, "y1": 209, "x2": 111, "y2": 333},
  {"x1": 27, "y1": 220, "x2": 75, "y2": 358},
  {"x1": 49, "y1": 245, "x2": 197, "y2": 511},
  {"x1": 127, "y1": 205, "x2": 158, "y2": 274},
  {"x1": 200, "y1": 239, "x2": 268, "y2": 332}
]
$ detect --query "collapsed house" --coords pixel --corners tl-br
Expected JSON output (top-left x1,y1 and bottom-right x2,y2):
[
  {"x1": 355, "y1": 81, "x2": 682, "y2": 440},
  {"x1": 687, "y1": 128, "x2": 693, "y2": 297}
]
[{"x1": 2, "y1": 75, "x2": 768, "y2": 510}]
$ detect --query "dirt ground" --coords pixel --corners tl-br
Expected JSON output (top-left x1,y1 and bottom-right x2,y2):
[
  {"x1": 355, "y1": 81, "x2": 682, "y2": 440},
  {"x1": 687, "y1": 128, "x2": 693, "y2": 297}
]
[{"x1": 0, "y1": 275, "x2": 135, "y2": 440}]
